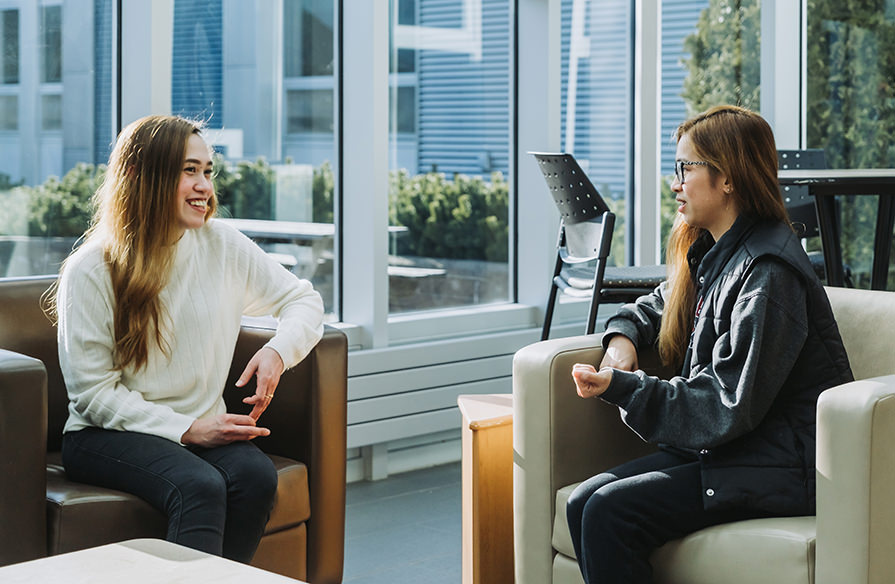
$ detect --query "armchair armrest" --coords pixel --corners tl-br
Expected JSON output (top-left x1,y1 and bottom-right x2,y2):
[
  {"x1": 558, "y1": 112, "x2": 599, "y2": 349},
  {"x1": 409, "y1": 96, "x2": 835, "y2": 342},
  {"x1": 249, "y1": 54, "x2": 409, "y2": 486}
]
[
  {"x1": 0, "y1": 349, "x2": 48, "y2": 565},
  {"x1": 225, "y1": 324, "x2": 347, "y2": 584},
  {"x1": 512, "y1": 334, "x2": 658, "y2": 584},
  {"x1": 816, "y1": 375, "x2": 895, "y2": 584}
]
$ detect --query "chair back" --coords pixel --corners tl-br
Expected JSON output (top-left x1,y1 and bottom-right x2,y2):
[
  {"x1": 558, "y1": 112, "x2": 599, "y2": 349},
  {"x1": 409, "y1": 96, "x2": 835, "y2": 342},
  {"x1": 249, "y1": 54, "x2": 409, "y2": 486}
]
[
  {"x1": 826, "y1": 286, "x2": 895, "y2": 381},
  {"x1": 531, "y1": 152, "x2": 611, "y2": 220},
  {"x1": 562, "y1": 219, "x2": 612, "y2": 263},
  {"x1": 0, "y1": 276, "x2": 67, "y2": 451},
  {"x1": 530, "y1": 152, "x2": 614, "y2": 262},
  {"x1": 778, "y1": 149, "x2": 826, "y2": 236}
]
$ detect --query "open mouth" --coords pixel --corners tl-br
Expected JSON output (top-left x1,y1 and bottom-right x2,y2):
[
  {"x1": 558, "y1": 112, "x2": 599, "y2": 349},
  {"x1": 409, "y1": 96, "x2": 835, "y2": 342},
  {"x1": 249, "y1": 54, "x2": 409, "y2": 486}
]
[{"x1": 187, "y1": 199, "x2": 208, "y2": 210}]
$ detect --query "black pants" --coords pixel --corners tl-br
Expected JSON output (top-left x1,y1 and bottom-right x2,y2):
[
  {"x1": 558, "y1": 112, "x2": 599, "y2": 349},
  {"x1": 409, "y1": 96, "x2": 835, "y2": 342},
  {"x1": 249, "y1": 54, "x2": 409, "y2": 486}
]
[
  {"x1": 62, "y1": 428, "x2": 278, "y2": 563},
  {"x1": 566, "y1": 450, "x2": 767, "y2": 584}
]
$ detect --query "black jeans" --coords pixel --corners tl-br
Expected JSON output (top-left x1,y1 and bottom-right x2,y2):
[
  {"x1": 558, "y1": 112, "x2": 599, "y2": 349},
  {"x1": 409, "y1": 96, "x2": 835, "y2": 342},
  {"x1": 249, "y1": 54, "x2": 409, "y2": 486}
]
[
  {"x1": 62, "y1": 427, "x2": 278, "y2": 563},
  {"x1": 566, "y1": 450, "x2": 767, "y2": 584}
]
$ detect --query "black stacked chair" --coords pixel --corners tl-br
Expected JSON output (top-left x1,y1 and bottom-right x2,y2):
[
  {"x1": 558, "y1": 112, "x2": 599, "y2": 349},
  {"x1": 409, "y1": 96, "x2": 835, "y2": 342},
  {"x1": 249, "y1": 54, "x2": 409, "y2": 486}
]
[
  {"x1": 778, "y1": 149, "x2": 853, "y2": 287},
  {"x1": 532, "y1": 153, "x2": 666, "y2": 340}
]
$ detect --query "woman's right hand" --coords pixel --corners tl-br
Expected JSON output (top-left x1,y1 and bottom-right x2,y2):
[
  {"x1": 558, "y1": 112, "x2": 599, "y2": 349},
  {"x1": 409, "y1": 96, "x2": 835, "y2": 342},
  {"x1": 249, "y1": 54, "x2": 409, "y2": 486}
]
[
  {"x1": 181, "y1": 414, "x2": 270, "y2": 448},
  {"x1": 600, "y1": 335, "x2": 639, "y2": 372}
]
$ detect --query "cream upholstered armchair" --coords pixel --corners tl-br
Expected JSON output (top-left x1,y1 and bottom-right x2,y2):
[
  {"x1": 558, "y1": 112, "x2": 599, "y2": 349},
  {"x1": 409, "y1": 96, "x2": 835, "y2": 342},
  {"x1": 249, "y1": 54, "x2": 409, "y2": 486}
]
[{"x1": 513, "y1": 286, "x2": 895, "y2": 584}]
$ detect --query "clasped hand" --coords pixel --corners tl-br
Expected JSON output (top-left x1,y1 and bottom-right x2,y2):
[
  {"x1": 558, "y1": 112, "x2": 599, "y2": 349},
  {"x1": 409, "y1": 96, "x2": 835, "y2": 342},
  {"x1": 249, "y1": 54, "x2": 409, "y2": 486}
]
[
  {"x1": 181, "y1": 347, "x2": 285, "y2": 447},
  {"x1": 572, "y1": 335, "x2": 638, "y2": 399}
]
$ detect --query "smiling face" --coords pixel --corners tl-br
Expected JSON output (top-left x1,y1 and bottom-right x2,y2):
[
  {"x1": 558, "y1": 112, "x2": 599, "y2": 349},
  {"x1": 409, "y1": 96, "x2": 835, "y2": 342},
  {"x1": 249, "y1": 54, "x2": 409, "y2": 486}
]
[
  {"x1": 174, "y1": 133, "x2": 214, "y2": 238},
  {"x1": 671, "y1": 133, "x2": 739, "y2": 241}
]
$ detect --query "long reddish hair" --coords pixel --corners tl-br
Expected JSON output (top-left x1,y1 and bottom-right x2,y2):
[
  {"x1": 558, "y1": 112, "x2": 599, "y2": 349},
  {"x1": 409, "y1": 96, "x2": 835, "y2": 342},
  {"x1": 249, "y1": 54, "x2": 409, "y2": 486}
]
[{"x1": 658, "y1": 105, "x2": 788, "y2": 368}]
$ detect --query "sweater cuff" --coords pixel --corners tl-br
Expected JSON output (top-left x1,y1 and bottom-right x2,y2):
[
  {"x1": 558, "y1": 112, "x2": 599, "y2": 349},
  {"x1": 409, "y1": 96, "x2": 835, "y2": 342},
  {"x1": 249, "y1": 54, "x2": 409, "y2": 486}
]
[
  {"x1": 164, "y1": 414, "x2": 198, "y2": 446},
  {"x1": 600, "y1": 368, "x2": 641, "y2": 406},
  {"x1": 263, "y1": 338, "x2": 300, "y2": 370}
]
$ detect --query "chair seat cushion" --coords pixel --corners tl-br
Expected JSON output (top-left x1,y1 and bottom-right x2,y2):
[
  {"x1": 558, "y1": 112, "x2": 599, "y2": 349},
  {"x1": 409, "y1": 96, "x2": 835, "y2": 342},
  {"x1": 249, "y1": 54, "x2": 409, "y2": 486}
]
[
  {"x1": 553, "y1": 483, "x2": 816, "y2": 584},
  {"x1": 46, "y1": 451, "x2": 309, "y2": 555},
  {"x1": 602, "y1": 264, "x2": 667, "y2": 288},
  {"x1": 266, "y1": 454, "x2": 311, "y2": 532}
]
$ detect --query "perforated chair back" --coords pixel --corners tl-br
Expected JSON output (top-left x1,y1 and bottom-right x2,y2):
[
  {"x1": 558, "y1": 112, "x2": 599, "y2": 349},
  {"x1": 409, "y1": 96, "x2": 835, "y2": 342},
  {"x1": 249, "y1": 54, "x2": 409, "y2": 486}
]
[
  {"x1": 532, "y1": 152, "x2": 615, "y2": 339},
  {"x1": 532, "y1": 152, "x2": 613, "y2": 259}
]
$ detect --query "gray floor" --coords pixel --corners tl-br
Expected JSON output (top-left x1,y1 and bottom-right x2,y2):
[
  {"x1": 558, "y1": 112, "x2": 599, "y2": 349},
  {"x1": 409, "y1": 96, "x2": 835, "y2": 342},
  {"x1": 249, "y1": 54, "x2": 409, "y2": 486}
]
[{"x1": 343, "y1": 462, "x2": 462, "y2": 584}]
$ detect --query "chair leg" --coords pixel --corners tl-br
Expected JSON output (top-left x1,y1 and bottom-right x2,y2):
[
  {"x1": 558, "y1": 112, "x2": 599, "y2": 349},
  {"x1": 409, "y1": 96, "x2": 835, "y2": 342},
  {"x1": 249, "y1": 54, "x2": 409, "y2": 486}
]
[
  {"x1": 542, "y1": 280, "x2": 560, "y2": 341},
  {"x1": 586, "y1": 258, "x2": 608, "y2": 336},
  {"x1": 542, "y1": 253, "x2": 564, "y2": 341},
  {"x1": 585, "y1": 213, "x2": 614, "y2": 336}
]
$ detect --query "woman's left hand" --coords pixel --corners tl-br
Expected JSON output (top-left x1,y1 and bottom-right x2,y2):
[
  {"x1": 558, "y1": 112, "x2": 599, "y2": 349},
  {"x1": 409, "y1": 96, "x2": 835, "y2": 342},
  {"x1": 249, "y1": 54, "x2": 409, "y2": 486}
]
[
  {"x1": 238, "y1": 347, "x2": 285, "y2": 421},
  {"x1": 571, "y1": 363, "x2": 614, "y2": 398}
]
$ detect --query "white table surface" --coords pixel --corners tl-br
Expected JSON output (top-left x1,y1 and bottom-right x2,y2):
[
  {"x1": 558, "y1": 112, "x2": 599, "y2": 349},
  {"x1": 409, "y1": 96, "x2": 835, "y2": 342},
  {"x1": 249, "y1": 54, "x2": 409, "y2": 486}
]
[{"x1": 0, "y1": 539, "x2": 305, "y2": 584}]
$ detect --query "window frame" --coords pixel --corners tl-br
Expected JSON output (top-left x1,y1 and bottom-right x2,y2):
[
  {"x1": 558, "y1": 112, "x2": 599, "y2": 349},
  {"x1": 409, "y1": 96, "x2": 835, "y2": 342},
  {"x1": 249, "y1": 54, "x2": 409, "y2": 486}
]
[{"x1": 9, "y1": 0, "x2": 808, "y2": 351}]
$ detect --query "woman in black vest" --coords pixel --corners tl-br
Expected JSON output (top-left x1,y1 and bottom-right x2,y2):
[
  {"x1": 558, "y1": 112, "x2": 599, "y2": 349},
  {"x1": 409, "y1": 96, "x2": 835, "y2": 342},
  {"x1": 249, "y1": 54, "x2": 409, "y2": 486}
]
[{"x1": 567, "y1": 105, "x2": 853, "y2": 584}]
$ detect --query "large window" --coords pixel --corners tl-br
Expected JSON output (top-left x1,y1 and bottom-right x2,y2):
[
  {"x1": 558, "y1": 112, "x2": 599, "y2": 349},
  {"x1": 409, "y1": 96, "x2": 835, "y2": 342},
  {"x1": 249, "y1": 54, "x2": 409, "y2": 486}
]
[
  {"x1": 0, "y1": 0, "x2": 114, "y2": 279},
  {"x1": 3, "y1": 3, "x2": 892, "y2": 330},
  {"x1": 387, "y1": 0, "x2": 512, "y2": 314},
  {"x1": 0, "y1": 0, "x2": 340, "y2": 320},
  {"x1": 806, "y1": 0, "x2": 895, "y2": 288},
  {"x1": 659, "y1": 0, "x2": 761, "y2": 248},
  {"x1": 560, "y1": 0, "x2": 634, "y2": 267},
  {"x1": 168, "y1": 0, "x2": 338, "y2": 319}
]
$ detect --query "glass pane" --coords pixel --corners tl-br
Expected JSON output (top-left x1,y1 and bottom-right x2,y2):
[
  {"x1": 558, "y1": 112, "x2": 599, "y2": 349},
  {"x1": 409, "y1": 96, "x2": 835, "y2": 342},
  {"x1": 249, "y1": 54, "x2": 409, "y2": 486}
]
[
  {"x1": 560, "y1": 0, "x2": 634, "y2": 269},
  {"x1": 2, "y1": 9, "x2": 19, "y2": 84},
  {"x1": 284, "y1": 0, "x2": 334, "y2": 77},
  {"x1": 659, "y1": 0, "x2": 761, "y2": 251},
  {"x1": 41, "y1": 94, "x2": 61, "y2": 130},
  {"x1": 286, "y1": 88, "x2": 334, "y2": 133},
  {"x1": 0, "y1": 1, "x2": 115, "y2": 279},
  {"x1": 0, "y1": 94, "x2": 16, "y2": 130},
  {"x1": 170, "y1": 0, "x2": 337, "y2": 320},
  {"x1": 806, "y1": 1, "x2": 895, "y2": 288},
  {"x1": 388, "y1": 0, "x2": 512, "y2": 314},
  {"x1": 41, "y1": 5, "x2": 62, "y2": 83}
]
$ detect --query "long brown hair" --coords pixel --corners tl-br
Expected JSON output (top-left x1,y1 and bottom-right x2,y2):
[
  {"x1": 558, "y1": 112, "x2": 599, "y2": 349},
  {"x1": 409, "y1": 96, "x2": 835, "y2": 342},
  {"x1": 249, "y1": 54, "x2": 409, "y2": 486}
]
[
  {"x1": 46, "y1": 115, "x2": 217, "y2": 370},
  {"x1": 658, "y1": 105, "x2": 789, "y2": 368}
]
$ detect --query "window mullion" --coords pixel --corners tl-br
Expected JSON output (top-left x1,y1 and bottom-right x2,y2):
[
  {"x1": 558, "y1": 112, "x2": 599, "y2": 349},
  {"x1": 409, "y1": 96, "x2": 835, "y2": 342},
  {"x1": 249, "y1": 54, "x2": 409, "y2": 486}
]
[
  {"x1": 634, "y1": 0, "x2": 661, "y2": 266},
  {"x1": 341, "y1": 0, "x2": 390, "y2": 349},
  {"x1": 760, "y1": 0, "x2": 801, "y2": 149},
  {"x1": 120, "y1": 0, "x2": 172, "y2": 123},
  {"x1": 515, "y1": 0, "x2": 563, "y2": 314}
]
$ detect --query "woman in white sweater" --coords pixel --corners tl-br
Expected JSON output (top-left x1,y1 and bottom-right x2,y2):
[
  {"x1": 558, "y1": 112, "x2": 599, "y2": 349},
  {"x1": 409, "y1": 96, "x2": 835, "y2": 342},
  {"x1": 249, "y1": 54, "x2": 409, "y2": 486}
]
[{"x1": 47, "y1": 115, "x2": 325, "y2": 563}]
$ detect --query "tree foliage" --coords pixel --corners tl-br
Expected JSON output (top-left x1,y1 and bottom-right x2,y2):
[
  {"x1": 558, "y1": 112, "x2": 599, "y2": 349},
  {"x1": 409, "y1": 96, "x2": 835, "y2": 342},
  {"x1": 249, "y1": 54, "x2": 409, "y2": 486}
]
[
  {"x1": 804, "y1": 1, "x2": 895, "y2": 286},
  {"x1": 680, "y1": 0, "x2": 761, "y2": 115},
  {"x1": 807, "y1": 0, "x2": 895, "y2": 169}
]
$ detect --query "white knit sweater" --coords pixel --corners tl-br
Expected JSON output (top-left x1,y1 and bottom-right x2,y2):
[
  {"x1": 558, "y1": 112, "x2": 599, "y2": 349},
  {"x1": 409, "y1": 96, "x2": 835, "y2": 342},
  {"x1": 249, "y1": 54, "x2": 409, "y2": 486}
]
[{"x1": 56, "y1": 219, "x2": 325, "y2": 444}]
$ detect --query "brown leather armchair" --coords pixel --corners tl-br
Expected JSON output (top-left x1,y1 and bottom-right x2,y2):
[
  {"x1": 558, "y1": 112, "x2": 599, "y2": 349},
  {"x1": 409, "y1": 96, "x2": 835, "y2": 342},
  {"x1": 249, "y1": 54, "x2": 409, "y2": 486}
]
[{"x1": 0, "y1": 276, "x2": 347, "y2": 584}]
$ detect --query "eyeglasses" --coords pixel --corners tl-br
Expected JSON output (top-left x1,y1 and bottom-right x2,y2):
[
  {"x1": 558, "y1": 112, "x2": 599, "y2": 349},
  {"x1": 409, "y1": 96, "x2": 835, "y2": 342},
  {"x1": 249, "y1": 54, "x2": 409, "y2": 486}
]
[{"x1": 674, "y1": 160, "x2": 709, "y2": 184}]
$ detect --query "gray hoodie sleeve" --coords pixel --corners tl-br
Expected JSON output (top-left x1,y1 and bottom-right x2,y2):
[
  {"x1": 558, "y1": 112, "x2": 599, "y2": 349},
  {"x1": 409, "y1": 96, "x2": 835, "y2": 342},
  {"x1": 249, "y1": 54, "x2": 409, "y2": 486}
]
[
  {"x1": 599, "y1": 259, "x2": 809, "y2": 450},
  {"x1": 602, "y1": 281, "x2": 669, "y2": 350}
]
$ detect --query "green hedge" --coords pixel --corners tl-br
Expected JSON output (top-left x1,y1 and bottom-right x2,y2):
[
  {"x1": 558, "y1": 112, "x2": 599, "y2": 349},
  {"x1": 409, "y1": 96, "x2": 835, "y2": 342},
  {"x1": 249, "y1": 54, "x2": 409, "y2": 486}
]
[
  {"x1": 389, "y1": 169, "x2": 508, "y2": 262},
  {"x1": 1, "y1": 159, "x2": 510, "y2": 262},
  {"x1": 0, "y1": 163, "x2": 102, "y2": 238}
]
